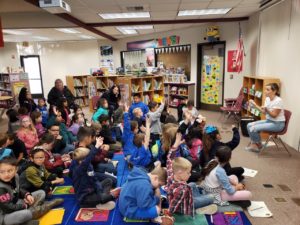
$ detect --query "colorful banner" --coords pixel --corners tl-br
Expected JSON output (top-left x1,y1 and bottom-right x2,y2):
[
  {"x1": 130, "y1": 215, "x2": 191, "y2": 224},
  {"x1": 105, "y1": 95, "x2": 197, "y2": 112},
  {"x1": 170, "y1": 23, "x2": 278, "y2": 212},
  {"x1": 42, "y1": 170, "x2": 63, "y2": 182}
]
[
  {"x1": 157, "y1": 35, "x2": 180, "y2": 47},
  {"x1": 127, "y1": 39, "x2": 157, "y2": 50},
  {"x1": 0, "y1": 17, "x2": 4, "y2": 47},
  {"x1": 201, "y1": 56, "x2": 222, "y2": 105},
  {"x1": 227, "y1": 50, "x2": 238, "y2": 72}
]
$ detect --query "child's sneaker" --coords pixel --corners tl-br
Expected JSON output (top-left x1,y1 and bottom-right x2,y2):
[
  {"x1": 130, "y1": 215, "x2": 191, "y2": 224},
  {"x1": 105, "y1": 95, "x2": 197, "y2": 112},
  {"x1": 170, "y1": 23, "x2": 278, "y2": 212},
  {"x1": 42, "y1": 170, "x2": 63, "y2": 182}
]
[
  {"x1": 110, "y1": 187, "x2": 121, "y2": 199},
  {"x1": 96, "y1": 201, "x2": 116, "y2": 210},
  {"x1": 195, "y1": 204, "x2": 218, "y2": 215},
  {"x1": 32, "y1": 193, "x2": 44, "y2": 207}
]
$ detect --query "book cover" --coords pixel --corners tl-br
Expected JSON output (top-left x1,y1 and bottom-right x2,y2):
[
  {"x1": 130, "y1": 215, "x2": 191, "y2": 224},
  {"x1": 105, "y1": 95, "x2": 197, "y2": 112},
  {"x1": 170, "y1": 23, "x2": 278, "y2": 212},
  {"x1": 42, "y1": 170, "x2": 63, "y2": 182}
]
[
  {"x1": 39, "y1": 208, "x2": 65, "y2": 225},
  {"x1": 75, "y1": 208, "x2": 110, "y2": 222},
  {"x1": 52, "y1": 186, "x2": 75, "y2": 195}
]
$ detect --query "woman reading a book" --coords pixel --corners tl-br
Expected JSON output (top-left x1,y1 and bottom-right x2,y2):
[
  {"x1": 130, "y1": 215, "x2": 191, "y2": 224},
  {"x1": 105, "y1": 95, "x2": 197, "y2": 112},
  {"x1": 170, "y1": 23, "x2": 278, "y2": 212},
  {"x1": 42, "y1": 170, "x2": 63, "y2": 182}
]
[{"x1": 246, "y1": 83, "x2": 285, "y2": 152}]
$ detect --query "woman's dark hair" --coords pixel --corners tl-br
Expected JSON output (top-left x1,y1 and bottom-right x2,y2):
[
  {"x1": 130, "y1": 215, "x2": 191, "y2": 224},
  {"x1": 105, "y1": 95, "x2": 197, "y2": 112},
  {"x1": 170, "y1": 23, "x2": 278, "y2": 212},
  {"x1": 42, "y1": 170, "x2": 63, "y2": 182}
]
[
  {"x1": 201, "y1": 146, "x2": 232, "y2": 178},
  {"x1": 266, "y1": 83, "x2": 280, "y2": 96},
  {"x1": 0, "y1": 157, "x2": 18, "y2": 167},
  {"x1": 18, "y1": 87, "x2": 28, "y2": 106},
  {"x1": 30, "y1": 111, "x2": 42, "y2": 125},
  {"x1": 110, "y1": 85, "x2": 121, "y2": 98},
  {"x1": 203, "y1": 129, "x2": 219, "y2": 157},
  {"x1": 57, "y1": 97, "x2": 68, "y2": 109},
  {"x1": 38, "y1": 133, "x2": 55, "y2": 145},
  {"x1": 6, "y1": 109, "x2": 19, "y2": 123},
  {"x1": 96, "y1": 98, "x2": 107, "y2": 109}
]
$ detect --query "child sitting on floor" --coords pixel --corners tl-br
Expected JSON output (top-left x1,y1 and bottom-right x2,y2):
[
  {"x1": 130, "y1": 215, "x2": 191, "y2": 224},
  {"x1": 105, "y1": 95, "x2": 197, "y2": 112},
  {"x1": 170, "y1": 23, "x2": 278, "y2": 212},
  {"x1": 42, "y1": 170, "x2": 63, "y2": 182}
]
[
  {"x1": 57, "y1": 97, "x2": 71, "y2": 127},
  {"x1": 203, "y1": 125, "x2": 244, "y2": 181},
  {"x1": 111, "y1": 99, "x2": 124, "y2": 142},
  {"x1": 92, "y1": 98, "x2": 109, "y2": 123},
  {"x1": 129, "y1": 93, "x2": 149, "y2": 120},
  {"x1": 36, "y1": 97, "x2": 48, "y2": 128},
  {"x1": 31, "y1": 111, "x2": 46, "y2": 138},
  {"x1": 70, "y1": 136, "x2": 118, "y2": 210},
  {"x1": 132, "y1": 108, "x2": 146, "y2": 133},
  {"x1": 200, "y1": 146, "x2": 252, "y2": 206},
  {"x1": 122, "y1": 104, "x2": 139, "y2": 158},
  {"x1": 130, "y1": 117, "x2": 154, "y2": 170},
  {"x1": 7, "y1": 133, "x2": 27, "y2": 164},
  {"x1": 0, "y1": 157, "x2": 64, "y2": 225},
  {"x1": 182, "y1": 100, "x2": 199, "y2": 123},
  {"x1": 6, "y1": 109, "x2": 20, "y2": 134},
  {"x1": 20, "y1": 148, "x2": 64, "y2": 194},
  {"x1": 68, "y1": 113, "x2": 85, "y2": 136},
  {"x1": 0, "y1": 133, "x2": 14, "y2": 160},
  {"x1": 119, "y1": 166, "x2": 168, "y2": 223},
  {"x1": 16, "y1": 116, "x2": 39, "y2": 155},
  {"x1": 166, "y1": 133, "x2": 217, "y2": 216}
]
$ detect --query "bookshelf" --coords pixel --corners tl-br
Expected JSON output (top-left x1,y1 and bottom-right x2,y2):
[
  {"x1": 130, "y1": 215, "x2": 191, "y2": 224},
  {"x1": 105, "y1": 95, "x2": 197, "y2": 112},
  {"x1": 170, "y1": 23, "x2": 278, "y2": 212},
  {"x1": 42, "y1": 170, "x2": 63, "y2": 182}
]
[
  {"x1": 0, "y1": 73, "x2": 12, "y2": 96},
  {"x1": 164, "y1": 81, "x2": 195, "y2": 108},
  {"x1": 0, "y1": 73, "x2": 30, "y2": 97},
  {"x1": 242, "y1": 76, "x2": 280, "y2": 120},
  {"x1": 66, "y1": 75, "x2": 89, "y2": 107}
]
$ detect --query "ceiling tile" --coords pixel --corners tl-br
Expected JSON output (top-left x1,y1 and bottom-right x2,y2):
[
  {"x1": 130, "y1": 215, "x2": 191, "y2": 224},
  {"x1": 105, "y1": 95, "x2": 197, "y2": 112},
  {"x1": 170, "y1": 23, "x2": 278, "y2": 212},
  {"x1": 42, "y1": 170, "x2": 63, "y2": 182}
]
[
  {"x1": 97, "y1": 27, "x2": 121, "y2": 35},
  {"x1": 150, "y1": 11, "x2": 177, "y2": 20},
  {"x1": 230, "y1": 6, "x2": 259, "y2": 14},
  {"x1": 208, "y1": 0, "x2": 242, "y2": 8},
  {"x1": 179, "y1": 2, "x2": 211, "y2": 10},
  {"x1": 150, "y1": 3, "x2": 180, "y2": 11}
]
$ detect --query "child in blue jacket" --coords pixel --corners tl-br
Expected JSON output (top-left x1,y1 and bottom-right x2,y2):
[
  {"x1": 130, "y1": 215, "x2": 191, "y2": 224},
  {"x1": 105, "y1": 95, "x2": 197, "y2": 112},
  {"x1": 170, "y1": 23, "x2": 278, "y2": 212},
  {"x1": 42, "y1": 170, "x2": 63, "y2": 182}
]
[
  {"x1": 37, "y1": 98, "x2": 49, "y2": 128},
  {"x1": 129, "y1": 93, "x2": 149, "y2": 120},
  {"x1": 119, "y1": 166, "x2": 167, "y2": 221},
  {"x1": 122, "y1": 104, "x2": 139, "y2": 157}
]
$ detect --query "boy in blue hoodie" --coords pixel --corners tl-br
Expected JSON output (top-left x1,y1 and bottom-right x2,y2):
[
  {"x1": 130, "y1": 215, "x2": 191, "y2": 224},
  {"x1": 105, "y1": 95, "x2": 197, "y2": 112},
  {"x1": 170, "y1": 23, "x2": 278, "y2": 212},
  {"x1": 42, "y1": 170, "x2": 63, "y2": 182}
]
[
  {"x1": 129, "y1": 93, "x2": 149, "y2": 120},
  {"x1": 70, "y1": 136, "x2": 117, "y2": 210},
  {"x1": 37, "y1": 98, "x2": 48, "y2": 128},
  {"x1": 119, "y1": 166, "x2": 167, "y2": 220},
  {"x1": 122, "y1": 104, "x2": 139, "y2": 157}
]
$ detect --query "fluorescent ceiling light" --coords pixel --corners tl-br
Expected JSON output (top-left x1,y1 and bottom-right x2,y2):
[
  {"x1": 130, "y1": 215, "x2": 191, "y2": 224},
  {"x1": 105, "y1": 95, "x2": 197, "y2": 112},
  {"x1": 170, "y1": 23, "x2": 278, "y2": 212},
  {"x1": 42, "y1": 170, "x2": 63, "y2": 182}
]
[
  {"x1": 178, "y1": 8, "x2": 231, "y2": 16},
  {"x1": 99, "y1": 12, "x2": 150, "y2": 19},
  {"x1": 34, "y1": 36, "x2": 51, "y2": 40},
  {"x1": 78, "y1": 35, "x2": 95, "y2": 39},
  {"x1": 55, "y1": 28, "x2": 80, "y2": 34},
  {"x1": 3, "y1": 29, "x2": 31, "y2": 35},
  {"x1": 119, "y1": 25, "x2": 153, "y2": 30},
  {"x1": 116, "y1": 27, "x2": 138, "y2": 35}
]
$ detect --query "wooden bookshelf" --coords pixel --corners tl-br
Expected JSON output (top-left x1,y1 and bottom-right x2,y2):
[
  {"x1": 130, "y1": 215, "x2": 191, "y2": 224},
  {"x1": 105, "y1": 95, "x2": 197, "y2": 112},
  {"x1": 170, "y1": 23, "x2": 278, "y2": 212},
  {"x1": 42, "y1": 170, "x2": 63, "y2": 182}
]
[
  {"x1": 164, "y1": 81, "x2": 195, "y2": 108},
  {"x1": 0, "y1": 73, "x2": 30, "y2": 97},
  {"x1": 66, "y1": 75, "x2": 89, "y2": 107}
]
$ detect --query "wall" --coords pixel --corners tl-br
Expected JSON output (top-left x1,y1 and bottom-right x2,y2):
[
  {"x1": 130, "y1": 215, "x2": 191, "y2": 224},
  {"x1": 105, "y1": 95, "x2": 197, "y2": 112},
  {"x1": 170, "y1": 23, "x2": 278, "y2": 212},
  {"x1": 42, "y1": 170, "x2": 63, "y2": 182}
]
[
  {"x1": 252, "y1": 0, "x2": 300, "y2": 150},
  {"x1": 98, "y1": 22, "x2": 251, "y2": 101},
  {"x1": 0, "y1": 40, "x2": 99, "y2": 96}
]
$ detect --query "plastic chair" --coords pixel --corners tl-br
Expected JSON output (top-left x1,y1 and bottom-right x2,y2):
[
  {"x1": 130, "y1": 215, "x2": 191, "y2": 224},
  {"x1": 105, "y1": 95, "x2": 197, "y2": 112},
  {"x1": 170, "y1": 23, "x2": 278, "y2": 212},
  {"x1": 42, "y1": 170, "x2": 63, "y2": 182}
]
[
  {"x1": 220, "y1": 94, "x2": 244, "y2": 125},
  {"x1": 224, "y1": 87, "x2": 243, "y2": 107},
  {"x1": 259, "y1": 110, "x2": 292, "y2": 156}
]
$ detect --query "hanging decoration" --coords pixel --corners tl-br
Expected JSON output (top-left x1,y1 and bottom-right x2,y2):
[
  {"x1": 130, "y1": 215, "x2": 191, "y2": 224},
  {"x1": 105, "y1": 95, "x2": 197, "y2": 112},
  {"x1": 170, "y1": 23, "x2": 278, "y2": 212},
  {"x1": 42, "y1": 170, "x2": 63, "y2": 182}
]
[
  {"x1": 235, "y1": 22, "x2": 245, "y2": 73},
  {"x1": 204, "y1": 26, "x2": 220, "y2": 42}
]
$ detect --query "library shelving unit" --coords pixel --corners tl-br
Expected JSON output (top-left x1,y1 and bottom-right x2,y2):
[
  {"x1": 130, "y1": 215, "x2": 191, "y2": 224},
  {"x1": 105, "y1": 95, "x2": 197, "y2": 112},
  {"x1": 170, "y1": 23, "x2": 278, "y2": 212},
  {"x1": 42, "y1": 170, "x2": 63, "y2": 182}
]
[
  {"x1": 0, "y1": 73, "x2": 12, "y2": 96},
  {"x1": 66, "y1": 75, "x2": 89, "y2": 107},
  {"x1": 116, "y1": 75, "x2": 164, "y2": 106},
  {"x1": 0, "y1": 72, "x2": 30, "y2": 97}
]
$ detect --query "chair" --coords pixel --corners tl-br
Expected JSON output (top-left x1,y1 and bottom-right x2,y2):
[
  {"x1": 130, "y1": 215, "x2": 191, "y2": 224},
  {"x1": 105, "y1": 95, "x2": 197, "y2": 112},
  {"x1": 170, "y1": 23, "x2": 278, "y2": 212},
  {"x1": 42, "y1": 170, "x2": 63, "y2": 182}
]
[
  {"x1": 259, "y1": 110, "x2": 292, "y2": 156},
  {"x1": 224, "y1": 87, "x2": 243, "y2": 107},
  {"x1": 91, "y1": 95, "x2": 100, "y2": 111},
  {"x1": 220, "y1": 94, "x2": 244, "y2": 125}
]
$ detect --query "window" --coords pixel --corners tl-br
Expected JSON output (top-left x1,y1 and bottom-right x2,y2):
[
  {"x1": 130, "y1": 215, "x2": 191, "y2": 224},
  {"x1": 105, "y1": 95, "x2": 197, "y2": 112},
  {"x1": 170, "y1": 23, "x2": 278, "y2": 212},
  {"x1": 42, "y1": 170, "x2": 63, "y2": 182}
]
[{"x1": 20, "y1": 55, "x2": 44, "y2": 98}]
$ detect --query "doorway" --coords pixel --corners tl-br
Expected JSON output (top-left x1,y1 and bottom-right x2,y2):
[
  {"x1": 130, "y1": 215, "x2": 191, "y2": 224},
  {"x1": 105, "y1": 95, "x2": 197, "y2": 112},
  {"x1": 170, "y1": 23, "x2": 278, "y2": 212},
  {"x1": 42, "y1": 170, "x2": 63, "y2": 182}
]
[
  {"x1": 197, "y1": 42, "x2": 225, "y2": 111},
  {"x1": 20, "y1": 55, "x2": 44, "y2": 99}
]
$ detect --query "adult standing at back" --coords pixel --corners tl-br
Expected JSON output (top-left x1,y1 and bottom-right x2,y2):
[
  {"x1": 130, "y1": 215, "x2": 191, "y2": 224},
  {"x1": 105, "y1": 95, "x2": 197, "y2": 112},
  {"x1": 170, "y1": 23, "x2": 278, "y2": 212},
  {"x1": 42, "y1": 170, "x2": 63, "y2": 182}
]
[
  {"x1": 47, "y1": 79, "x2": 75, "y2": 108},
  {"x1": 246, "y1": 83, "x2": 285, "y2": 152}
]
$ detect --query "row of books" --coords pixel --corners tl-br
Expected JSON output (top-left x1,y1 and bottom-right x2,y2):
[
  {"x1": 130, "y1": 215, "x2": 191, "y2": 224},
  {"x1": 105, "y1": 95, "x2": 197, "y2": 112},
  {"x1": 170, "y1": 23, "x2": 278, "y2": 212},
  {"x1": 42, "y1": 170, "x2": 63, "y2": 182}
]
[
  {"x1": 243, "y1": 87, "x2": 262, "y2": 98},
  {"x1": 153, "y1": 79, "x2": 162, "y2": 90},
  {"x1": 96, "y1": 80, "x2": 108, "y2": 89},
  {"x1": 0, "y1": 76, "x2": 10, "y2": 83},
  {"x1": 163, "y1": 74, "x2": 187, "y2": 83},
  {"x1": 74, "y1": 78, "x2": 87, "y2": 86},
  {"x1": 143, "y1": 81, "x2": 151, "y2": 91},
  {"x1": 132, "y1": 84, "x2": 140, "y2": 93},
  {"x1": 170, "y1": 86, "x2": 188, "y2": 95},
  {"x1": 74, "y1": 88, "x2": 87, "y2": 97},
  {"x1": 74, "y1": 98, "x2": 87, "y2": 107}
]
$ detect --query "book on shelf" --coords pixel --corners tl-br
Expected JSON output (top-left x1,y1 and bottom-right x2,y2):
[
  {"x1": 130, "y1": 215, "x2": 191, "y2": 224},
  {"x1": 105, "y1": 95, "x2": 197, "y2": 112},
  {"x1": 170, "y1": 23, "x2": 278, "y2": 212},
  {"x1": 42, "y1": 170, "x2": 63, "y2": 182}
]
[
  {"x1": 82, "y1": 78, "x2": 87, "y2": 86},
  {"x1": 75, "y1": 88, "x2": 85, "y2": 97},
  {"x1": 143, "y1": 81, "x2": 151, "y2": 91},
  {"x1": 178, "y1": 87, "x2": 187, "y2": 95},
  {"x1": 74, "y1": 78, "x2": 83, "y2": 86},
  {"x1": 96, "y1": 80, "x2": 107, "y2": 89},
  {"x1": 143, "y1": 94, "x2": 150, "y2": 105},
  {"x1": 132, "y1": 84, "x2": 140, "y2": 92},
  {"x1": 153, "y1": 79, "x2": 162, "y2": 90},
  {"x1": 74, "y1": 98, "x2": 85, "y2": 106},
  {"x1": 107, "y1": 79, "x2": 114, "y2": 88}
]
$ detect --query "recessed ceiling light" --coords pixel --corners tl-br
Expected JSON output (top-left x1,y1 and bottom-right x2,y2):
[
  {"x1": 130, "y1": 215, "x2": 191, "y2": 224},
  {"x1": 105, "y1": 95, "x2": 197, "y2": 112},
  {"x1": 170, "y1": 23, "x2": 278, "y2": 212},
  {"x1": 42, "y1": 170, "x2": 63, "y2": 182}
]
[
  {"x1": 116, "y1": 27, "x2": 138, "y2": 35},
  {"x1": 55, "y1": 28, "x2": 81, "y2": 34},
  {"x1": 119, "y1": 25, "x2": 153, "y2": 30},
  {"x1": 34, "y1": 36, "x2": 51, "y2": 40},
  {"x1": 178, "y1": 8, "x2": 231, "y2": 16},
  {"x1": 78, "y1": 35, "x2": 95, "y2": 39},
  {"x1": 99, "y1": 12, "x2": 150, "y2": 19},
  {"x1": 3, "y1": 29, "x2": 31, "y2": 35}
]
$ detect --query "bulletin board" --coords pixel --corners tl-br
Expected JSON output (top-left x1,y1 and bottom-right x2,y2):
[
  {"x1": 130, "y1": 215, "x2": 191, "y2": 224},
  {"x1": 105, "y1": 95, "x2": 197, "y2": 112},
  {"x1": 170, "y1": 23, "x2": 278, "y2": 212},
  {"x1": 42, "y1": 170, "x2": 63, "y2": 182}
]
[{"x1": 201, "y1": 55, "x2": 222, "y2": 104}]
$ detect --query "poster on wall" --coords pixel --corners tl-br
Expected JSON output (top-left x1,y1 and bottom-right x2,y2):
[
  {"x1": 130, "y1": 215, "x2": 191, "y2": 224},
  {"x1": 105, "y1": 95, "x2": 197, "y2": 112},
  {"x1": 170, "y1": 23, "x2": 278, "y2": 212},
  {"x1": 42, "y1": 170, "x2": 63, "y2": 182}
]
[
  {"x1": 201, "y1": 56, "x2": 221, "y2": 105},
  {"x1": 227, "y1": 50, "x2": 238, "y2": 72},
  {"x1": 100, "y1": 45, "x2": 113, "y2": 56},
  {"x1": 127, "y1": 39, "x2": 157, "y2": 50},
  {"x1": 100, "y1": 45, "x2": 114, "y2": 74},
  {"x1": 145, "y1": 48, "x2": 155, "y2": 67}
]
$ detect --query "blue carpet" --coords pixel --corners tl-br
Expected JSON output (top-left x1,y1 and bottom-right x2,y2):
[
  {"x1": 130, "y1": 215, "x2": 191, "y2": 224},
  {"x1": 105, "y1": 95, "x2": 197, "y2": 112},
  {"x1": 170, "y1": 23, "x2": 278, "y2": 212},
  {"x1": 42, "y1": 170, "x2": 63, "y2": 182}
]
[{"x1": 48, "y1": 153, "x2": 252, "y2": 225}]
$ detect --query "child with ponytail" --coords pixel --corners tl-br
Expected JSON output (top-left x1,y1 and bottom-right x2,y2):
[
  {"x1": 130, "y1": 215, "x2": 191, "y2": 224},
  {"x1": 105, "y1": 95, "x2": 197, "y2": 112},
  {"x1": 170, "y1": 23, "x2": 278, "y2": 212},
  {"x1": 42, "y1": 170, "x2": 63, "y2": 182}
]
[{"x1": 200, "y1": 146, "x2": 252, "y2": 206}]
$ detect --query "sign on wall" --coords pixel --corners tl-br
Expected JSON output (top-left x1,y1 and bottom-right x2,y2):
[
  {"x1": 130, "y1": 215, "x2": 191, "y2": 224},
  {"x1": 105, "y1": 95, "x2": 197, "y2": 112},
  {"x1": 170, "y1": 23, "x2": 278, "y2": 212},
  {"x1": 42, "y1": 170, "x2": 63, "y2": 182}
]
[
  {"x1": 127, "y1": 35, "x2": 181, "y2": 50},
  {"x1": 0, "y1": 17, "x2": 4, "y2": 47},
  {"x1": 227, "y1": 50, "x2": 238, "y2": 72}
]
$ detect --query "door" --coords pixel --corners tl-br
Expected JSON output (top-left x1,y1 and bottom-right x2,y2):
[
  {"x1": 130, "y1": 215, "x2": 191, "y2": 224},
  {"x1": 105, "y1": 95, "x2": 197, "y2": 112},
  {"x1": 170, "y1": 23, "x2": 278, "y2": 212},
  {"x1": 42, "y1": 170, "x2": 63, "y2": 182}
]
[
  {"x1": 20, "y1": 55, "x2": 44, "y2": 99},
  {"x1": 197, "y1": 42, "x2": 225, "y2": 111}
]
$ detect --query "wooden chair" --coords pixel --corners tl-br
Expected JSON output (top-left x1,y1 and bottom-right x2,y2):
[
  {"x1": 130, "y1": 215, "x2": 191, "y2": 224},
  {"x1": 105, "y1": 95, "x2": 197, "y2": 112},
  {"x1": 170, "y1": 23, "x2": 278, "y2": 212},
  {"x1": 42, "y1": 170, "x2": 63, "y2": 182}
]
[{"x1": 259, "y1": 110, "x2": 292, "y2": 156}]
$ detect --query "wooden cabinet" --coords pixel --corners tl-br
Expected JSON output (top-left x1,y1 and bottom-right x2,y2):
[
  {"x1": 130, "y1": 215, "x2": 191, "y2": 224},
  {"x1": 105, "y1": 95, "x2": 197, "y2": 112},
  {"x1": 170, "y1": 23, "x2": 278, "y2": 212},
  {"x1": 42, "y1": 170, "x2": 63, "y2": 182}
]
[{"x1": 66, "y1": 75, "x2": 89, "y2": 107}]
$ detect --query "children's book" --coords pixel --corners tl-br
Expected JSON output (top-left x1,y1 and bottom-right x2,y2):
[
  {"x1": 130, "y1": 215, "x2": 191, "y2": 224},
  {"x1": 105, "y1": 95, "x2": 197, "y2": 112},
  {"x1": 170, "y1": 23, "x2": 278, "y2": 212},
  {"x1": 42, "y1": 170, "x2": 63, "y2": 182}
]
[
  {"x1": 212, "y1": 212, "x2": 244, "y2": 225},
  {"x1": 52, "y1": 185, "x2": 75, "y2": 195},
  {"x1": 124, "y1": 217, "x2": 149, "y2": 222},
  {"x1": 75, "y1": 208, "x2": 110, "y2": 222},
  {"x1": 243, "y1": 168, "x2": 258, "y2": 177},
  {"x1": 39, "y1": 208, "x2": 65, "y2": 225},
  {"x1": 247, "y1": 201, "x2": 273, "y2": 217}
]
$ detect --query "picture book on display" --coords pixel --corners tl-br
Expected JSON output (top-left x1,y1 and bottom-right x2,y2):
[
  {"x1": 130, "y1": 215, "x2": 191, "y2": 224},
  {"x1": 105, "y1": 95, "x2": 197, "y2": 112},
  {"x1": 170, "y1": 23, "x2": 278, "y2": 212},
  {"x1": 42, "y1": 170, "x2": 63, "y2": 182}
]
[
  {"x1": 75, "y1": 208, "x2": 110, "y2": 222},
  {"x1": 52, "y1": 185, "x2": 75, "y2": 195}
]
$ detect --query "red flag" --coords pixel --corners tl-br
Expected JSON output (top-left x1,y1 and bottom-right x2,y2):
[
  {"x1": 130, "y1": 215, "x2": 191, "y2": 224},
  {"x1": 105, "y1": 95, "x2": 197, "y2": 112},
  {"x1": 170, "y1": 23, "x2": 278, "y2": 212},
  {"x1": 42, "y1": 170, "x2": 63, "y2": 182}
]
[
  {"x1": 0, "y1": 17, "x2": 4, "y2": 47},
  {"x1": 235, "y1": 35, "x2": 244, "y2": 73}
]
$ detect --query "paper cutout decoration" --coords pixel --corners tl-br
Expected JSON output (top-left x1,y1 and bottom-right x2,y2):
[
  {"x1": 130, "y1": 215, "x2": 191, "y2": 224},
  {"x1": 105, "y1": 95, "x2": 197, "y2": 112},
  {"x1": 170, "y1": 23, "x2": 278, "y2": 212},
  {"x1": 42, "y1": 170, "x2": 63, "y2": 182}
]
[
  {"x1": 39, "y1": 208, "x2": 65, "y2": 225},
  {"x1": 75, "y1": 208, "x2": 110, "y2": 222}
]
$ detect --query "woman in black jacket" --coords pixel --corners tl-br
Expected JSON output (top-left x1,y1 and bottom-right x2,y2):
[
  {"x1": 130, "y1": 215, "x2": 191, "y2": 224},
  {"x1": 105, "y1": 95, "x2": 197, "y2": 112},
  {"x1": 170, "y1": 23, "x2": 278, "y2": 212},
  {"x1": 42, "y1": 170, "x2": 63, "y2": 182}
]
[
  {"x1": 18, "y1": 87, "x2": 37, "y2": 113},
  {"x1": 101, "y1": 85, "x2": 121, "y2": 113}
]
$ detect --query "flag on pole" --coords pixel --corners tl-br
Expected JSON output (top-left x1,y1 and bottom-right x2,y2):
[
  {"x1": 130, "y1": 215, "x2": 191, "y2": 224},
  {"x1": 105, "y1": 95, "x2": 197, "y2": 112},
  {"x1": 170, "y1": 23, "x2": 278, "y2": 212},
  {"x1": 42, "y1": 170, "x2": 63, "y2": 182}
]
[{"x1": 235, "y1": 23, "x2": 245, "y2": 73}]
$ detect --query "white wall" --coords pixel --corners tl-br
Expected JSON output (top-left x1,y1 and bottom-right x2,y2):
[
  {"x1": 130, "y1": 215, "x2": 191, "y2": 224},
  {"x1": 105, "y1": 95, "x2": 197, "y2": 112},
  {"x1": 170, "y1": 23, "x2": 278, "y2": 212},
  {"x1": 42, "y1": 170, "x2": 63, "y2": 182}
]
[
  {"x1": 99, "y1": 22, "x2": 251, "y2": 101},
  {"x1": 252, "y1": 0, "x2": 300, "y2": 150},
  {"x1": 0, "y1": 40, "x2": 99, "y2": 96}
]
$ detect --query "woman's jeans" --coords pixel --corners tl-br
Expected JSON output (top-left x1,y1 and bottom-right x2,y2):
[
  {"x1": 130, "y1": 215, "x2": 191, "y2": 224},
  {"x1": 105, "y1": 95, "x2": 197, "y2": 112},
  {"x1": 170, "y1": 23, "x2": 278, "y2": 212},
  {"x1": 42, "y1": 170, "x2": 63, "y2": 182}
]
[{"x1": 247, "y1": 119, "x2": 285, "y2": 144}]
